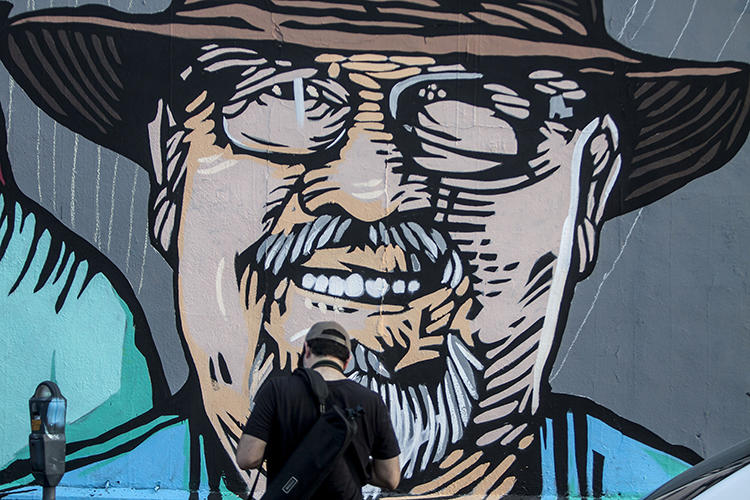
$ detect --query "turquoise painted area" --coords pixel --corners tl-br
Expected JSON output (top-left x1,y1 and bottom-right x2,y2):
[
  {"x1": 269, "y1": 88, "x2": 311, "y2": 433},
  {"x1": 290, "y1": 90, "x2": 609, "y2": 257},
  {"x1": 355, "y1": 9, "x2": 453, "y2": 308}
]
[
  {"x1": 0, "y1": 193, "x2": 152, "y2": 468},
  {"x1": 541, "y1": 419, "x2": 556, "y2": 498},
  {"x1": 5, "y1": 420, "x2": 233, "y2": 498},
  {"x1": 585, "y1": 413, "x2": 689, "y2": 494},
  {"x1": 566, "y1": 412, "x2": 580, "y2": 498},
  {"x1": 63, "y1": 418, "x2": 190, "y2": 490},
  {"x1": 540, "y1": 410, "x2": 691, "y2": 498}
]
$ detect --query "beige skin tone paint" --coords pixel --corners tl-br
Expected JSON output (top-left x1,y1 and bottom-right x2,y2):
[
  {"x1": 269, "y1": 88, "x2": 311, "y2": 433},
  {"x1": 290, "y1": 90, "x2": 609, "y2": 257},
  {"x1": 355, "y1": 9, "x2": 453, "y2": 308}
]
[{"x1": 152, "y1": 48, "x2": 621, "y2": 495}]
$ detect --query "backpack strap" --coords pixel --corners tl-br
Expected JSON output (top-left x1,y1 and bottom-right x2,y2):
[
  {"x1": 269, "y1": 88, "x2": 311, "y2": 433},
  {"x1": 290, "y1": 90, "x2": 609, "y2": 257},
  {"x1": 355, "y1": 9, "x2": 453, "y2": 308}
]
[
  {"x1": 295, "y1": 369, "x2": 370, "y2": 486},
  {"x1": 294, "y1": 368, "x2": 329, "y2": 414},
  {"x1": 311, "y1": 359, "x2": 345, "y2": 373}
]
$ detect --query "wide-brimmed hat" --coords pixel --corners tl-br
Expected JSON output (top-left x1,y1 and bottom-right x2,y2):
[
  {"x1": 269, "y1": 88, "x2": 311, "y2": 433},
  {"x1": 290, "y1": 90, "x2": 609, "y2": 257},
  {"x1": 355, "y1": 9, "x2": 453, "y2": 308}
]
[{"x1": 0, "y1": 0, "x2": 747, "y2": 218}]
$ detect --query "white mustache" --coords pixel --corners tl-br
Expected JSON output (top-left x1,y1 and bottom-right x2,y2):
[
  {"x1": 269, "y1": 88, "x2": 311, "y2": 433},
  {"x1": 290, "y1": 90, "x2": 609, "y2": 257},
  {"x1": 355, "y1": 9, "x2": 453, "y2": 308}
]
[{"x1": 253, "y1": 216, "x2": 464, "y2": 288}]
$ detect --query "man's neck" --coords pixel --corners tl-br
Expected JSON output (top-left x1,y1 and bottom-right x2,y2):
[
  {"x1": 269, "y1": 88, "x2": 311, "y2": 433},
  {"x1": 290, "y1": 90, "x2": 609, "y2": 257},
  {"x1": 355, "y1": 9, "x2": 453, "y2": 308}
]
[{"x1": 308, "y1": 357, "x2": 347, "y2": 381}]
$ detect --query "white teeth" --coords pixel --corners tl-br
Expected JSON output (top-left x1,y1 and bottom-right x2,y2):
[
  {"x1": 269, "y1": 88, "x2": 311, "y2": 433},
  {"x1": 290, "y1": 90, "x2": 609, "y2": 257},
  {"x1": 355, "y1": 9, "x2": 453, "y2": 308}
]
[
  {"x1": 345, "y1": 274, "x2": 365, "y2": 297},
  {"x1": 442, "y1": 259, "x2": 453, "y2": 284},
  {"x1": 314, "y1": 275, "x2": 329, "y2": 293},
  {"x1": 300, "y1": 273, "x2": 426, "y2": 299},
  {"x1": 328, "y1": 276, "x2": 345, "y2": 297},
  {"x1": 302, "y1": 273, "x2": 316, "y2": 289},
  {"x1": 365, "y1": 277, "x2": 389, "y2": 299}
]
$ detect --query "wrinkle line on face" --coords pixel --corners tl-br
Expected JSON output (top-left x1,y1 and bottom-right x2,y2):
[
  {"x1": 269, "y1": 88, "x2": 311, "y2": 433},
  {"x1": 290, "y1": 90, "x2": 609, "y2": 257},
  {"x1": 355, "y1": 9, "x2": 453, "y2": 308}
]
[{"x1": 532, "y1": 117, "x2": 600, "y2": 412}]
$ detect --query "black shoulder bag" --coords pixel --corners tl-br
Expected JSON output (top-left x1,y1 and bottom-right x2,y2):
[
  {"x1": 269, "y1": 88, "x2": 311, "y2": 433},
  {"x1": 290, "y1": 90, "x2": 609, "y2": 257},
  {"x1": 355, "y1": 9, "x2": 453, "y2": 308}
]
[{"x1": 261, "y1": 366, "x2": 362, "y2": 499}]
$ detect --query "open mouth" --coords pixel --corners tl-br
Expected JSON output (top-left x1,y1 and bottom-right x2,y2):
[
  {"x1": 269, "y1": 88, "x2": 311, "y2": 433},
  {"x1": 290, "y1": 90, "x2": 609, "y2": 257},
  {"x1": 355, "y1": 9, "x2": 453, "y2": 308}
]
[
  {"x1": 292, "y1": 245, "x2": 464, "y2": 304},
  {"x1": 242, "y1": 216, "x2": 467, "y2": 305}
]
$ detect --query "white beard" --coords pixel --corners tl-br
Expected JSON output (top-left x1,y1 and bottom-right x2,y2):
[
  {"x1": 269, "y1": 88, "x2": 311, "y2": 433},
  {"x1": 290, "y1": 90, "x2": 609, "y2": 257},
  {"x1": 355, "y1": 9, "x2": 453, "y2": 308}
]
[{"x1": 345, "y1": 334, "x2": 483, "y2": 479}]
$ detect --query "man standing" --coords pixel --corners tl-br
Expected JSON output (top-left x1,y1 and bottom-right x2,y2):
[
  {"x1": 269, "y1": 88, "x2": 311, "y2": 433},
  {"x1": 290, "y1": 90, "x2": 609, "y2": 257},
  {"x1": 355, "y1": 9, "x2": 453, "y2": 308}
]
[{"x1": 236, "y1": 321, "x2": 401, "y2": 498}]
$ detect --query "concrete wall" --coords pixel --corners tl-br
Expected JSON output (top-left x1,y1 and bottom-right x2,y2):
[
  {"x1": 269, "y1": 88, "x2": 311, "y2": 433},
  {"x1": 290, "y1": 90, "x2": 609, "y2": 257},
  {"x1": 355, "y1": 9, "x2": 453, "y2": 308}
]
[{"x1": 1, "y1": 1, "x2": 748, "y2": 498}]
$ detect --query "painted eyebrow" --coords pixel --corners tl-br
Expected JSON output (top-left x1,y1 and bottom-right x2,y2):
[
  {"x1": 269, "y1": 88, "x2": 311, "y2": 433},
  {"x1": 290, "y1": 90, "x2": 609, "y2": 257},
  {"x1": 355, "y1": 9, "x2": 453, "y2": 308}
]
[{"x1": 389, "y1": 72, "x2": 483, "y2": 119}]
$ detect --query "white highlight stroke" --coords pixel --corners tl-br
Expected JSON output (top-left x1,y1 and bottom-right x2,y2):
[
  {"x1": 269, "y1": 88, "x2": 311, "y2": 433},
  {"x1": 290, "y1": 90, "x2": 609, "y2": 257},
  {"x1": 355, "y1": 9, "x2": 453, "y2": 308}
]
[
  {"x1": 125, "y1": 170, "x2": 137, "y2": 273},
  {"x1": 138, "y1": 224, "x2": 149, "y2": 294},
  {"x1": 550, "y1": 208, "x2": 643, "y2": 382},
  {"x1": 216, "y1": 257, "x2": 227, "y2": 317},
  {"x1": 617, "y1": 0, "x2": 640, "y2": 41},
  {"x1": 669, "y1": 0, "x2": 698, "y2": 57},
  {"x1": 95, "y1": 146, "x2": 102, "y2": 247},
  {"x1": 632, "y1": 0, "x2": 658, "y2": 40},
  {"x1": 107, "y1": 156, "x2": 119, "y2": 252},
  {"x1": 7, "y1": 76, "x2": 13, "y2": 137},
  {"x1": 70, "y1": 134, "x2": 80, "y2": 228},
  {"x1": 52, "y1": 122, "x2": 57, "y2": 213},
  {"x1": 716, "y1": 0, "x2": 749, "y2": 61},
  {"x1": 532, "y1": 118, "x2": 600, "y2": 412},
  {"x1": 294, "y1": 77, "x2": 305, "y2": 127},
  {"x1": 36, "y1": 108, "x2": 42, "y2": 203}
]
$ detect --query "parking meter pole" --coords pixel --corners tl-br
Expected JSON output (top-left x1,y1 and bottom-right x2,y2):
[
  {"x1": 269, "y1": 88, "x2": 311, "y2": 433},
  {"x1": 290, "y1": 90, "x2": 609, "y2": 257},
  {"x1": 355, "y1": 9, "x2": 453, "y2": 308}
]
[
  {"x1": 29, "y1": 382, "x2": 67, "y2": 498},
  {"x1": 42, "y1": 486, "x2": 55, "y2": 500}
]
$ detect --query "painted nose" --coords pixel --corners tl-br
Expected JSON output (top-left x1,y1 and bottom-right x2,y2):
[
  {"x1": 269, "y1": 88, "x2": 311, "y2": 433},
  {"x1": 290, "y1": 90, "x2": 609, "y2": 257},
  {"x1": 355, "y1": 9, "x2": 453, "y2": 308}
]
[{"x1": 301, "y1": 124, "x2": 406, "y2": 222}]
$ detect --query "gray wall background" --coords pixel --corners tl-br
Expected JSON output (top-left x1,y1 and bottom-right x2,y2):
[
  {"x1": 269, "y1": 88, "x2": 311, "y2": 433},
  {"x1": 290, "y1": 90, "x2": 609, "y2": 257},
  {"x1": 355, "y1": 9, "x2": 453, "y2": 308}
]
[
  {"x1": 1, "y1": 0, "x2": 748, "y2": 460},
  {"x1": 554, "y1": 0, "x2": 750, "y2": 459}
]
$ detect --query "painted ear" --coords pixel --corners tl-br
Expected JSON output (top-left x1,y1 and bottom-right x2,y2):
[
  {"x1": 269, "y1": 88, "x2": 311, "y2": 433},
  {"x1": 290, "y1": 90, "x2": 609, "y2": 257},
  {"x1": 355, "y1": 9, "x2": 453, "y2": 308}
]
[
  {"x1": 146, "y1": 99, "x2": 188, "y2": 268},
  {"x1": 575, "y1": 115, "x2": 622, "y2": 278}
]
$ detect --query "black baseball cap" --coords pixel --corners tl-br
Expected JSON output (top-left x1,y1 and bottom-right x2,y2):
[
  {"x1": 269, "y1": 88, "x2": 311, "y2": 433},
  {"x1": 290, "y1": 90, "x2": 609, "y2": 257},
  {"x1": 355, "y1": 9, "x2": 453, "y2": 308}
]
[{"x1": 305, "y1": 321, "x2": 351, "y2": 353}]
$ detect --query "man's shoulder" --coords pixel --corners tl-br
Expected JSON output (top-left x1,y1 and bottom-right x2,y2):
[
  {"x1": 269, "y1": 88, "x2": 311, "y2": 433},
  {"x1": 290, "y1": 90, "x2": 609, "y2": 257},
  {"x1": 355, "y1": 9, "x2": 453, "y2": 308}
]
[
  {"x1": 328, "y1": 378, "x2": 379, "y2": 396},
  {"x1": 328, "y1": 379, "x2": 388, "y2": 409},
  {"x1": 260, "y1": 373, "x2": 384, "y2": 405},
  {"x1": 257, "y1": 372, "x2": 308, "y2": 399}
]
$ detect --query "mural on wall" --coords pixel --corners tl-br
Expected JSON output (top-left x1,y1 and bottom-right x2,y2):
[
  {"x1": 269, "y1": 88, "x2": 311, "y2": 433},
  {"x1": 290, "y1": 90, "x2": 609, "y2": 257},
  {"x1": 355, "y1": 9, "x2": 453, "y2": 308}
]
[{"x1": 1, "y1": 0, "x2": 748, "y2": 498}]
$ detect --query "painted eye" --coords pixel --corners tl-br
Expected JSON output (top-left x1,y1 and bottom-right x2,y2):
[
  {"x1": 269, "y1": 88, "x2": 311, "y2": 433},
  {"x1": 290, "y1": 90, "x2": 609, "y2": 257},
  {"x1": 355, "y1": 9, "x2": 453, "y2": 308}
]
[
  {"x1": 222, "y1": 75, "x2": 350, "y2": 156},
  {"x1": 409, "y1": 99, "x2": 519, "y2": 174},
  {"x1": 395, "y1": 81, "x2": 520, "y2": 176}
]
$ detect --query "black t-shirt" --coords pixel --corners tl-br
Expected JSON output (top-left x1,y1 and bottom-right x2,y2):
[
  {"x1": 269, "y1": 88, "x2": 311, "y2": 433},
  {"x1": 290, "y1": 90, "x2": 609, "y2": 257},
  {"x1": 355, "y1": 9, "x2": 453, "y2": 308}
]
[{"x1": 244, "y1": 373, "x2": 400, "y2": 500}]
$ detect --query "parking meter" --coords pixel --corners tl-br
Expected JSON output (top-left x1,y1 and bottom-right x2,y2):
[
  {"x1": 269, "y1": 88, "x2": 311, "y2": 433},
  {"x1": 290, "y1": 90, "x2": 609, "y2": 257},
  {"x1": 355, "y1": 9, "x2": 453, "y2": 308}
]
[{"x1": 29, "y1": 381, "x2": 67, "y2": 499}]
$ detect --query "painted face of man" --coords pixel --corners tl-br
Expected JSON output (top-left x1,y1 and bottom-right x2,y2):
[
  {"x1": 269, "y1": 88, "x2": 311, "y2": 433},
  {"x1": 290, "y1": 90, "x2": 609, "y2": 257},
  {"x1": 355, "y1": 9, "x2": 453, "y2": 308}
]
[{"x1": 148, "y1": 44, "x2": 622, "y2": 481}]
